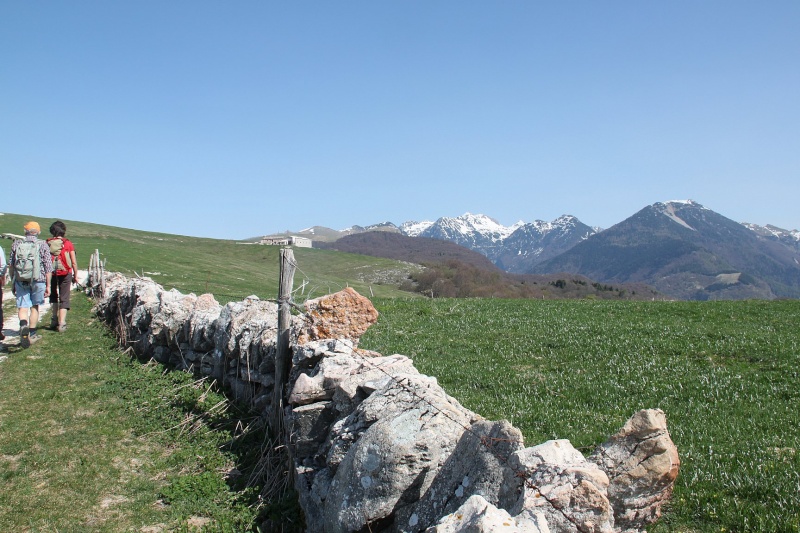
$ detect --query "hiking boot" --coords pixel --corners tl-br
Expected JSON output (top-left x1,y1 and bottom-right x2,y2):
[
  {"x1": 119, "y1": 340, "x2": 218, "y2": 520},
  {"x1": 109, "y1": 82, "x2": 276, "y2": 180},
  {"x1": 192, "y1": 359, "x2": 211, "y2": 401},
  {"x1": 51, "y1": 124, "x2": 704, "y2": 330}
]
[
  {"x1": 20, "y1": 321, "x2": 29, "y2": 348},
  {"x1": 0, "y1": 331, "x2": 5, "y2": 341},
  {"x1": 28, "y1": 333, "x2": 42, "y2": 345},
  {"x1": 58, "y1": 324, "x2": 68, "y2": 333}
]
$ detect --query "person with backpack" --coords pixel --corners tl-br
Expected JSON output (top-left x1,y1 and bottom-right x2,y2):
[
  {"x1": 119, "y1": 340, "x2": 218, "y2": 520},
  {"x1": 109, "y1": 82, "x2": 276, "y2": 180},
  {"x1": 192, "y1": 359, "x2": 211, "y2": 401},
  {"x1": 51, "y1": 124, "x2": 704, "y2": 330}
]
[
  {"x1": 47, "y1": 221, "x2": 78, "y2": 332},
  {"x1": 0, "y1": 243, "x2": 7, "y2": 341},
  {"x1": 10, "y1": 221, "x2": 53, "y2": 347}
]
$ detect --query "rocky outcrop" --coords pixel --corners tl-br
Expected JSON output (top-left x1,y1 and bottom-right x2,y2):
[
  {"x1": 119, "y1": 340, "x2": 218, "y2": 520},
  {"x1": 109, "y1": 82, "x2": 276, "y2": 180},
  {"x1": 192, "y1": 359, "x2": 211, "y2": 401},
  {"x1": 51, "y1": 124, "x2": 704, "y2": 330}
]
[
  {"x1": 506, "y1": 439, "x2": 615, "y2": 532},
  {"x1": 588, "y1": 409, "x2": 681, "y2": 532},
  {"x1": 91, "y1": 273, "x2": 680, "y2": 533}
]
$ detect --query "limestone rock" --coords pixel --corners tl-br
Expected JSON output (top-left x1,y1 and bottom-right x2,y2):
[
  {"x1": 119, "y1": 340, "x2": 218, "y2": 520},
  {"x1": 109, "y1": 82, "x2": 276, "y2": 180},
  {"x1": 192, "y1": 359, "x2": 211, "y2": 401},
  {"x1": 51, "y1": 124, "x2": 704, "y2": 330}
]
[
  {"x1": 182, "y1": 293, "x2": 222, "y2": 352},
  {"x1": 288, "y1": 351, "x2": 417, "y2": 413},
  {"x1": 288, "y1": 401, "x2": 338, "y2": 459},
  {"x1": 588, "y1": 409, "x2": 680, "y2": 532},
  {"x1": 426, "y1": 494, "x2": 551, "y2": 533},
  {"x1": 509, "y1": 440, "x2": 615, "y2": 533},
  {"x1": 148, "y1": 289, "x2": 197, "y2": 349},
  {"x1": 215, "y1": 297, "x2": 280, "y2": 359},
  {"x1": 400, "y1": 419, "x2": 525, "y2": 532},
  {"x1": 321, "y1": 373, "x2": 480, "y2": 533}
]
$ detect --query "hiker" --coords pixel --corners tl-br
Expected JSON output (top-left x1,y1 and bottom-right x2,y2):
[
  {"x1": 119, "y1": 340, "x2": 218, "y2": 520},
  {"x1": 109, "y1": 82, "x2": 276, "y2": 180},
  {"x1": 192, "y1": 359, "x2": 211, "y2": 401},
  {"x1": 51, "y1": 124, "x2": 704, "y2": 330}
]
[
  {"x1": 10, "y1": 221, "x2": 53, "y2": 347},
  {"x1": 0, "y1": 243, "x2": 6, "y2": 341},
  {"x1": 47, "y1": 220, "x2": 78, "y2": 332}
]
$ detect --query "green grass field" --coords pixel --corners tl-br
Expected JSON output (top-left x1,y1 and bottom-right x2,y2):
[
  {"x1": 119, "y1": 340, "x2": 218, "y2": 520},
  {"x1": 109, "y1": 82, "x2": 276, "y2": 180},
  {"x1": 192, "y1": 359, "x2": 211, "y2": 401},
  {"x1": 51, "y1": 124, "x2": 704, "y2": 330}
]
[
  {"x1": 2, "y1": 212, "x2": 799, "y2": 532},
  {"x1": 361, "y1": 298, "x2": 800, "y2": 532}
]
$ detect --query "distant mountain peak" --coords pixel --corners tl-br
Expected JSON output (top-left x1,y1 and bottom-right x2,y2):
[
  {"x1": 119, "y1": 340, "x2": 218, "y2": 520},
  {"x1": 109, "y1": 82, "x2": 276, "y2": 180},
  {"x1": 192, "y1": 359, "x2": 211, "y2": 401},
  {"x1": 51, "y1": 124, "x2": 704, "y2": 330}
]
[
  {"x1": 424, "y1": 213, "x2": 520, "y2": 243},
  {"x1": 533, "y1": 201, "x2": 800, "y2": 300},
  {"x1": 652, "y1": 200, "x2": 706, "y2": 231}
]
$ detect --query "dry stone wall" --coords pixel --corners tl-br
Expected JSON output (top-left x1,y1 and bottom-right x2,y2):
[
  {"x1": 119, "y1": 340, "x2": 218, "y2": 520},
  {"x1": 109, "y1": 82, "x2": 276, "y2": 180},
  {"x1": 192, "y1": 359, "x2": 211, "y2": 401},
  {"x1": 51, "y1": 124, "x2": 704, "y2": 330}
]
[{"x1": 92, "y1": 273, "x2": 680, "y2": 533}]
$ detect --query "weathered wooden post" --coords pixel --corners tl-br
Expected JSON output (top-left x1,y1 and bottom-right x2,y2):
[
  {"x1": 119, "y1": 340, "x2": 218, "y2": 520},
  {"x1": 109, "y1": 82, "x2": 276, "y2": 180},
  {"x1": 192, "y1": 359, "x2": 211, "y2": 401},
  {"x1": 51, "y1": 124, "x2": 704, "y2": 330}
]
[
  {"x1": 271, "y1": 247, "x2": 296, "y2": 435},
  {"x1": 88, "y1": 251, "x2": 94, "y2": 288},
  {"x1": 100, "y1": 256, "x2": 106, "y2": 298},
  {"x1": 89, "y1": 249, "x2": 100, "y2": 296}
]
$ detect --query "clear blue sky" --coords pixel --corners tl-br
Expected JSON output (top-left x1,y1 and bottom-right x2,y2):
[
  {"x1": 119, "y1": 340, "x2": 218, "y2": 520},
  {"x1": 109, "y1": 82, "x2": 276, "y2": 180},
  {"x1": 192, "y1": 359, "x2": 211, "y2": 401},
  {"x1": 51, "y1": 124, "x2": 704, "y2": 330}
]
[{"x1": 2, "y1": 1, "x2": 798, "y2": 239}]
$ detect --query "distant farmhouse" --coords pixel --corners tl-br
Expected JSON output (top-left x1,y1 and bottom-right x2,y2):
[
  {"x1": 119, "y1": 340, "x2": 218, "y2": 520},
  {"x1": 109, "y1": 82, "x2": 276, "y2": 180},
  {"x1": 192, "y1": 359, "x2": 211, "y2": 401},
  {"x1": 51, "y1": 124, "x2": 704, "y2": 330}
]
[{"x1": 259, "y1": 236, "x2": 312, "y2": 248}]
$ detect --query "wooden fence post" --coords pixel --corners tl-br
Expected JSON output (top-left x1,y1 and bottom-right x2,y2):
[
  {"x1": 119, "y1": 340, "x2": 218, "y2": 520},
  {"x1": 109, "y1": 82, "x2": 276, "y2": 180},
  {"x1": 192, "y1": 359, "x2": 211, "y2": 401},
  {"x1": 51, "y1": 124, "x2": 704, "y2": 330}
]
[
  {"x1": 88, "y1": 251, "x2": 94, "y2": 288},
  {"x1": 271, "y1": 247, "x2": 296, "y2": 435},
  {"x1": 89, "y1": 249, "x2": 100, "y2": 296},
  {"x1": 100, "y1": 256, "x2": 106, "y2": 298}
]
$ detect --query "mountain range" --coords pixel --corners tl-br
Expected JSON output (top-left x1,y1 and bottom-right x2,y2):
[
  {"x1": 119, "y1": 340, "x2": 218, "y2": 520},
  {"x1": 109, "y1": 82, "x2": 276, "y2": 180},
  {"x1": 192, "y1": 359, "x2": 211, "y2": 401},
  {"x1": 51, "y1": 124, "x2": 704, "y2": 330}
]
[{"x1": 266, "y1": 200, "x2": 800, "y2": 300}]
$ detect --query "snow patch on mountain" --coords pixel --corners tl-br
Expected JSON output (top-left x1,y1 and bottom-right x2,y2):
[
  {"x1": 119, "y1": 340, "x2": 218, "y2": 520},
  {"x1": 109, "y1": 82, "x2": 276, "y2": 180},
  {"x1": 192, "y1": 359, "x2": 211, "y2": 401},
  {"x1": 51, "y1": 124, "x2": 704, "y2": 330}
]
[
  {"x1": 413, "y1": 213, "x2": 521, "y2": 247},
  {"x1": 446, "y1": 212, "x2": 519, "y2": 242},
  {"x1": 400, "y1": 220, "x2": 434, "y2": 237},
  {"x1": 743, "y1": 223, "x2": 800, "y2": 253},
  {"x1": 665, "y1": 199, "x2": 707, "y2": 209}
]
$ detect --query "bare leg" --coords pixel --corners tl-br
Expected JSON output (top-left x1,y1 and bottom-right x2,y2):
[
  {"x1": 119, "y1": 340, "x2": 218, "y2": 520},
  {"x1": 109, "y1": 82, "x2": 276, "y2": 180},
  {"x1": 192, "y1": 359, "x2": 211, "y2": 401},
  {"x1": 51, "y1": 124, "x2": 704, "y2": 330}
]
[{"x1": 29, "y1": 306, "x2": 40, "y2": 329}]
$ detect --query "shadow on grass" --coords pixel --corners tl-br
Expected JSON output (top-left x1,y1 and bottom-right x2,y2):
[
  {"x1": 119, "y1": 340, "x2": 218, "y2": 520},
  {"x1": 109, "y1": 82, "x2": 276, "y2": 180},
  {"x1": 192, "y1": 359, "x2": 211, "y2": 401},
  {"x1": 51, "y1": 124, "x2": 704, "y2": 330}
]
[{"x1": 119, "y1": 347, "x2": 305, "y2": 532}]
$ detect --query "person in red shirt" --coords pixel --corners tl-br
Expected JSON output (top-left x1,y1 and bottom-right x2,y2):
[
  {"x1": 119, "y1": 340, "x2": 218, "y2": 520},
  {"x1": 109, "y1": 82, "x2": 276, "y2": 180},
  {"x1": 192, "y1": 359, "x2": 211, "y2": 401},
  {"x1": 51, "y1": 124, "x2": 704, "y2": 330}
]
[{"x1": 47, "y1": 221, "x2": 78, "y2": 332}]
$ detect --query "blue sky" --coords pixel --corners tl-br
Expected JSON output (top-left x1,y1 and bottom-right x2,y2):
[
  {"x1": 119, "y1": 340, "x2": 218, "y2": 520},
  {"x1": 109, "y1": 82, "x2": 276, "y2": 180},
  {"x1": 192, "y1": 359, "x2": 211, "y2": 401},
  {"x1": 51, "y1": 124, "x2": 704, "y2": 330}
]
[{"x1": 2, "y1": 1, "x2": 798, "y2": 239}]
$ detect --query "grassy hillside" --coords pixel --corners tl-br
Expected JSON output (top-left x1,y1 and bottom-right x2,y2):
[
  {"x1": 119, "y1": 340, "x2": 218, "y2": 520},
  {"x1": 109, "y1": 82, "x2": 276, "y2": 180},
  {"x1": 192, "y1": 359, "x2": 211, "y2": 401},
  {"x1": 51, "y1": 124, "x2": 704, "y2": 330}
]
[{"x1": 0, "y1": 212, "x2": 421, "y2": 303}]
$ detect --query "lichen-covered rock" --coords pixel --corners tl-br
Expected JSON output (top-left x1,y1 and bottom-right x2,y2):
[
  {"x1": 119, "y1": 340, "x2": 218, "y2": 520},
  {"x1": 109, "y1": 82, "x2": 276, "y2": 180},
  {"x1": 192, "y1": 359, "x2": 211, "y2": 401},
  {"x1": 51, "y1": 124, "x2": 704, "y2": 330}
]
[
  {"x1": 320, "y1": 373, "x2": 480, "y2": 533},
  {"x1": 288, "y1": 401, "x2": 338, "y2": 459},
  {"x1": 182, "y1": 293, "x2": 222, "y2": 352},
  {"x1": 588, "y1": 409, "x2": 680, "y2": 532},
  {"x1": 148, "y1": 289, "x2": 197, "y2": 350},
  {"x1": 215, "y1": 296, "x2": 281, "y2": 360},
  {"x1": 400, "y1": 420, "x2": 525, "y2": 532}
]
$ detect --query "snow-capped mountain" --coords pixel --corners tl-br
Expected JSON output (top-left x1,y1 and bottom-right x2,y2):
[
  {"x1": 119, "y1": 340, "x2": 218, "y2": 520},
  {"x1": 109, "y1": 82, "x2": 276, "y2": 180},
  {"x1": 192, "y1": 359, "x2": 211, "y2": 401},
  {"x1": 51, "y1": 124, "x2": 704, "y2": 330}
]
[
  {"x1": 394, "y1": 212, "x2": 595, "y2": 272},
  {"x1": 412, "y1": 213, "x2": 523, "y2": 258},
  {"x1": 742, "y1": 222, "x2": 800, "y2": 253},
  {"x1": 495, "y1": 215, "x2": 600, "y2": 273}
]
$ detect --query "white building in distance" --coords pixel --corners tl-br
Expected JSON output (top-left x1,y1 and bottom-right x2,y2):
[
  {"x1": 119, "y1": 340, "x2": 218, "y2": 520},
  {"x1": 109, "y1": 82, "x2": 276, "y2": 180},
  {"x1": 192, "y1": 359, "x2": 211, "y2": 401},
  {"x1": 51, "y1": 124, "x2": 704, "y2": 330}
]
[{"x1": 259, "y1": 236, "x2": 312, "y2": 248}]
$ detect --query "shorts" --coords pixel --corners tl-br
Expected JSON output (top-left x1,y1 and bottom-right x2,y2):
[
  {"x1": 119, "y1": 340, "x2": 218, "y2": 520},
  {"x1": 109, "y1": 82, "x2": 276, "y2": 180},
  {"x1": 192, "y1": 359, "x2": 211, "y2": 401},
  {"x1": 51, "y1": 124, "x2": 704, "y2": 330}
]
[
  {"x1": 50, "y1": 273, "x2": 73, "y2": 309},
  {"x1": 15, "y1": 280, "x2": 47, "y2": 308}
]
